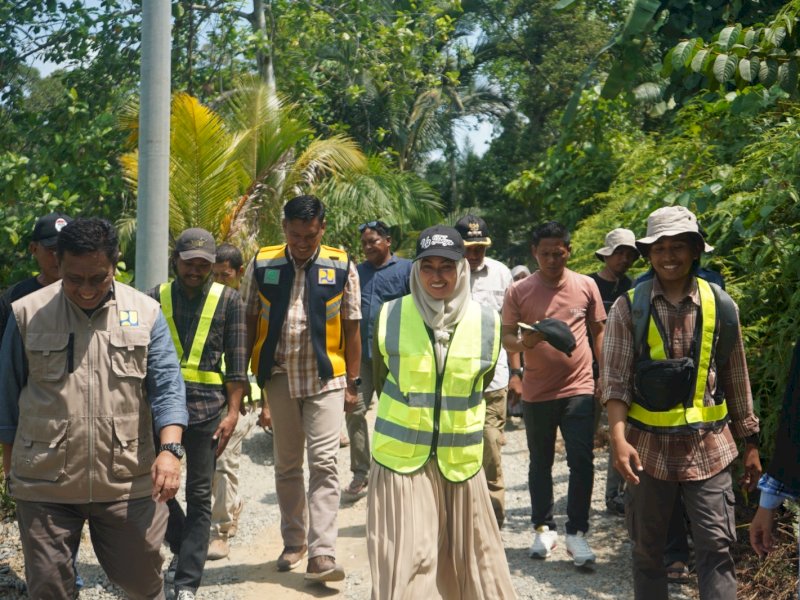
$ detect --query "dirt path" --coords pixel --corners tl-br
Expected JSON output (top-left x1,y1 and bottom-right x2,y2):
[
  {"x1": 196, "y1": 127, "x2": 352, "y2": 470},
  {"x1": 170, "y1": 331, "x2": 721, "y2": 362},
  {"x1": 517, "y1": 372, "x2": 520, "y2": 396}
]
[{"x1": 1, "y1": 409, "x2": 700, "y2": 599}]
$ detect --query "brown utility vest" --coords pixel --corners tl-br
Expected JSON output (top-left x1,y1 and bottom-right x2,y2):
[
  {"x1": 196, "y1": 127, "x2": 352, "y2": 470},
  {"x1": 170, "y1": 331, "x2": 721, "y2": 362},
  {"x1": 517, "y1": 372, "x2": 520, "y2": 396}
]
[{"x1": 10, "y1": 281, "x2": 162, "y2": 503}]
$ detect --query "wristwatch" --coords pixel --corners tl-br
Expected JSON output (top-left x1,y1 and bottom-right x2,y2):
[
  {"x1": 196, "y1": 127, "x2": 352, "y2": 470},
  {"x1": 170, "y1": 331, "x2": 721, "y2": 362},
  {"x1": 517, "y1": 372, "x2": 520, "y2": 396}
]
[
  {"x1": 510, "y1": 368, "x2": 524, "y2": 378},
  {"x1": 347, "y1": 376, "x2": 362, "y2": 388},
  {"x1": 159, "y1": 443, "x2": 186, "y2": 460}
]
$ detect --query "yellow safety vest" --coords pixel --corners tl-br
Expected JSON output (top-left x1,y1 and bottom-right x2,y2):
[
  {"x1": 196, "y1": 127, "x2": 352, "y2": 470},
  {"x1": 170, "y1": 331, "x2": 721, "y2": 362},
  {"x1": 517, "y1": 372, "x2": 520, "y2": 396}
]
[
  {"x1": 160, "y1": 281, "x2": 225, "y2": 386},
  {"x1": 372, "y1": 296, "x2": 500, "y2": 482},
  {"x1": 627, "y1": 277, "x2": 729, "y2": 432}
]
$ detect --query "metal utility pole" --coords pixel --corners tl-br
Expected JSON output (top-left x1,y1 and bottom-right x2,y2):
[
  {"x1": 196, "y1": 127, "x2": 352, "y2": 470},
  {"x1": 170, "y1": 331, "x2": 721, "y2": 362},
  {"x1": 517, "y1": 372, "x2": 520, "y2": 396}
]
[{"x1": 135, "y1": 0, "x2": 171, "y2": 290}]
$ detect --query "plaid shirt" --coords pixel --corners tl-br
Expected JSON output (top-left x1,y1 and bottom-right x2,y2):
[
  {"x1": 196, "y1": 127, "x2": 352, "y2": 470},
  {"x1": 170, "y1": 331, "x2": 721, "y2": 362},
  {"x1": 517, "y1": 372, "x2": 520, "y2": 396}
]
[
  {"x1": 600, "y1": 276, "x2": 759, "y2": 481},
  {"x1": 148, "y1": 278, "x2": 248, "y2": 425},
  {"x1": 241, "y1": 247, "x2": 361, "y2": 399}
]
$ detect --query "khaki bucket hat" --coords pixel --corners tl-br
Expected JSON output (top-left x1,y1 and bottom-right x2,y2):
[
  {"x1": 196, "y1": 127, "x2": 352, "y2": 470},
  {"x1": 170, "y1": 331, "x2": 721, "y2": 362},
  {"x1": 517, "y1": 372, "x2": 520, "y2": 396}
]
[
  {"x1": 635, "y1": 206, "x2": 714, "y2": 253},
  {"x1": 595, "y1": 228, "x2": 640, "y2": 262}
]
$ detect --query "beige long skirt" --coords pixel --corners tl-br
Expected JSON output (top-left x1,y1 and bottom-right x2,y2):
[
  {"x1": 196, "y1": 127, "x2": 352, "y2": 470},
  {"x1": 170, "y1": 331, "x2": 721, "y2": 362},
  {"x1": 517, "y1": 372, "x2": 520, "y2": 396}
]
[{"x1": 367, "y1": 460, "x2": 517, "y2": 600}]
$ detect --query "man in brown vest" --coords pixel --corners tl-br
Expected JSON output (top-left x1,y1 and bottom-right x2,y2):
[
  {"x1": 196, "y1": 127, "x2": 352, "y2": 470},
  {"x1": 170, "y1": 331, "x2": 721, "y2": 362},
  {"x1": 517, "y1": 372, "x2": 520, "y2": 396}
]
[{"x1": 0, "y1": 217, "x2": 188, "y2": 599}]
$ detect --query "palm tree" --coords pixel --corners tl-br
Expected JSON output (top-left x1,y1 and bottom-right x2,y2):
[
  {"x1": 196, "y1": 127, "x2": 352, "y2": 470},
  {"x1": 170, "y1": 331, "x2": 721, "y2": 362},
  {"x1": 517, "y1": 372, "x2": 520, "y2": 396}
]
[{"x1": 119, "y1": 78, "x2": 442, "y2": 257}]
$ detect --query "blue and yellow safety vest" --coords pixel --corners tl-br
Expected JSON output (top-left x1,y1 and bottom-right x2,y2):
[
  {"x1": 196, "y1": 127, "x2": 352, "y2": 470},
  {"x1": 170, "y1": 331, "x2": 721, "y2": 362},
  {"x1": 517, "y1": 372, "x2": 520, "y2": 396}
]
[
  {"x1": 627, "y1": 277, "x2": 732, "y2": 433},
  {"x1": 372, "y1": 295, "x2": 500, "y2": 482},
  {"x1": 251, "y1": 244, "x2": 350, "y2": 387}
]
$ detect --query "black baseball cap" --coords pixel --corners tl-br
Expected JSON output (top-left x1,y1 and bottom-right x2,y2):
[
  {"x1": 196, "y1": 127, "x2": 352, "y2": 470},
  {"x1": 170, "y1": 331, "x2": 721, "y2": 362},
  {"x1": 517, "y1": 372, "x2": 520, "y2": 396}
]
[
  {"x1": 454, "y1": 214, "x2": 491, "y2": 246},
  {"x1": 415, "y1": 226, "x2": 465, "y2": 262},
  {"x1": 175, "y1": 228, "x2": 216, "y2": 263},
  {"x1": 32, "y1": 213, "x2": 73, "y2": 247}
]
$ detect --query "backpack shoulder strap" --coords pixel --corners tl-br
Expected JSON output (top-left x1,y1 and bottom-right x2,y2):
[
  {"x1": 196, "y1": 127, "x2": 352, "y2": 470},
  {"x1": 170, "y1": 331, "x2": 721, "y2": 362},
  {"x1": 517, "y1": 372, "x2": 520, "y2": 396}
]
[
  {"x1": 709, "y1": 282, "x2": 738, "y2": 368},
  {"x1": 626, "y1": 278, "x2": 654, "y2": 358}
]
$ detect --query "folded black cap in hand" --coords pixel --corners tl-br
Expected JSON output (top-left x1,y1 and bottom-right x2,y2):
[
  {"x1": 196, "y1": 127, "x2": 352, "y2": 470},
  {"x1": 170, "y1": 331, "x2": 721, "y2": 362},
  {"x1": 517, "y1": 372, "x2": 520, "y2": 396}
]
[{"x1": 532, "y1": 318, "x2": 576, "y2": 357}]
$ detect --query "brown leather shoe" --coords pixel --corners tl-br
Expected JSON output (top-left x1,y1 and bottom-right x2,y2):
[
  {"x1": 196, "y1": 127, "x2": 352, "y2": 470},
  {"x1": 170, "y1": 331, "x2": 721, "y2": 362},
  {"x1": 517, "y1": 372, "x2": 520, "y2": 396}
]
[
  {"x1": 206, "y1": 536, "x2": 230, "y2": 561},
  {"x1": 304, "y1": 555, "x2": 345, "y2": 582},
  {"x1": 276, "y1": 545, "x2": 307, "y2": 572}
]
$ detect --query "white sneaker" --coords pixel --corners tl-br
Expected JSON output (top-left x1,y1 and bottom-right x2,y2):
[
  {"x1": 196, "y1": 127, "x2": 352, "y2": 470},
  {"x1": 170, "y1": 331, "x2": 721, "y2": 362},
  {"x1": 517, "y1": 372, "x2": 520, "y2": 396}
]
[
  {"x1": 529, "y1": 525, "x2": 558, "y2": 558},
  {"x1": 176, "y1": 591, "x2": 195, "y2": 600},
  {"x1": 565, "y1": 532, "x2": 596, "y2": 567}
]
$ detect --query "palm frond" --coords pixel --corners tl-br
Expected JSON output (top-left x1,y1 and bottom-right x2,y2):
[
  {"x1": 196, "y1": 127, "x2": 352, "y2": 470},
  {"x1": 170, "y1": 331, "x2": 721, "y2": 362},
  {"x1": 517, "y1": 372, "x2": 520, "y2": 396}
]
[
  {"x1": 169, "y1": 93, "x2": 243, "y2": 239},
  {"x1": 286, "y1": 135, "x2": 367, "y2": 193}
]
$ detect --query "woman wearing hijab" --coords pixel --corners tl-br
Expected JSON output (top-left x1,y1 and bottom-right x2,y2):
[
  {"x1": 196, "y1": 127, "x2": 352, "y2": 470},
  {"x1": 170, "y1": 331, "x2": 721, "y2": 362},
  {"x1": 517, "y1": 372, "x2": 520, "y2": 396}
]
[{"x1": 366, "y1": 225, "x2": 517, "y2": 599}]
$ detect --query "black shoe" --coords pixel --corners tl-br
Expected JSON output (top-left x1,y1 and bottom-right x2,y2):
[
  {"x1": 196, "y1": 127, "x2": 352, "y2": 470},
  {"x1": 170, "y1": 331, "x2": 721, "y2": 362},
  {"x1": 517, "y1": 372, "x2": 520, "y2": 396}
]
[{"x1": 606, "y1": 495, "x2": 625, "y2": 516}]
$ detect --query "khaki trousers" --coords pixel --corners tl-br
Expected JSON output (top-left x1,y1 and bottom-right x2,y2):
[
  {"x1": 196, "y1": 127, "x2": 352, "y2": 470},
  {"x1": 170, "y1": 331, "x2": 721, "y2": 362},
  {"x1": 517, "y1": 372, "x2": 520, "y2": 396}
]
[
  {"x1": 16, "y1": 496, "x2": 168, "y2": 600},
  {"x1": 482, "y1": 387, "x2": 507, "y2": 527},
  {"x1": 211, "y1": 406, "x2": 259, "y2": 536},
  {"x1": 367, "y1": 461, "x2": 517, "y2": 600},
  {"x1": 265, "y1": 373, "x2": 343, "y2": 559}
]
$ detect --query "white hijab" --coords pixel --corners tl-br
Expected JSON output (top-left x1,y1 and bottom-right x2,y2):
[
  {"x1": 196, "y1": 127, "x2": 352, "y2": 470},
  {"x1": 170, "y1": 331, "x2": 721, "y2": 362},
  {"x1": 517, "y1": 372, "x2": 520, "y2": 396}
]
[{"x1": 409, "y1": 258, "x2": 472, "y2": 372}]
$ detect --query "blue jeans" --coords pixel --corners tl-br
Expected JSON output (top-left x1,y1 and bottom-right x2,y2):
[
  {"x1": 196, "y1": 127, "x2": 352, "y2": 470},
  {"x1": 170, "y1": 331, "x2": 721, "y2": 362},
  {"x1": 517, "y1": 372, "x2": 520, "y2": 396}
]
[
  {"x1": 523, "y1": 394, "x2": 595, "y2": 534},
  {"x1": 164, "y1": 414, "x2": 220, "y2": 593}
]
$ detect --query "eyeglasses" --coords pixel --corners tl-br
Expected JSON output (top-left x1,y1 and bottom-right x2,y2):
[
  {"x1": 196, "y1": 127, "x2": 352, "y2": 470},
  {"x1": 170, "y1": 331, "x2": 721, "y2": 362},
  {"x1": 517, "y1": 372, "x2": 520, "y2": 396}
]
[{"x1": 358, "y1": 220, "x2": 388, "y2": 234}]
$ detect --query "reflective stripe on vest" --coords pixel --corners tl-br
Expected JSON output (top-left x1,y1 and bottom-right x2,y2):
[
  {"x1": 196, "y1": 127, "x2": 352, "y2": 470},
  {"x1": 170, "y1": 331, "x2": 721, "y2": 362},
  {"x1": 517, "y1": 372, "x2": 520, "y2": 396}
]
[
  {"x1": 372, "y1": 295, "x2": 500, "y2": 482},
  {"x1": 160, "y1": 281, "x2": 225, "y2": 385},
  {"x1": 627, "y1": 277, "x2": 729, "y2": 431}
]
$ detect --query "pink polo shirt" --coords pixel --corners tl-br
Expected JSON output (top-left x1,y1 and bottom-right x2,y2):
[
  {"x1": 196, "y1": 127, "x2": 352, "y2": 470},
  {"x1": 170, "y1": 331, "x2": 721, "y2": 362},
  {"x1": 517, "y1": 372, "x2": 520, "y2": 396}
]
[{"x1": 502, "y1": 268, "x2": 606, "y2": 402}]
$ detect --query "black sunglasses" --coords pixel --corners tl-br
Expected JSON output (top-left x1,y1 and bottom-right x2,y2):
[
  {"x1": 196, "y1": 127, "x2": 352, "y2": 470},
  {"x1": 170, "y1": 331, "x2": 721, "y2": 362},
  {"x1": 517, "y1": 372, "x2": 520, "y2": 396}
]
[{"x1": 358, "y1": 220, "x2": 388, "y2": 234}]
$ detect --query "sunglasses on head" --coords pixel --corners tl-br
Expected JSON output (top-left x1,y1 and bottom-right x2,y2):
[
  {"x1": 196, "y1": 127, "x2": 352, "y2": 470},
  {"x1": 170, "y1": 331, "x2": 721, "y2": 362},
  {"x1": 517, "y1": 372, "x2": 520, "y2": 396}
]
[{"x1": 358, "y1": 220, "x2": 388, "y2": 233}]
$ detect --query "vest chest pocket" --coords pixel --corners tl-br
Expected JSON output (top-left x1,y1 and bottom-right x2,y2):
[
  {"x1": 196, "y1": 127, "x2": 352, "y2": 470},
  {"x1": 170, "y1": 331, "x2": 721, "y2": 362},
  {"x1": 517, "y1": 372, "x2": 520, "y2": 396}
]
[
  {"x1": 109, "y1": 328, "x2": 150, "y2": 379},
  {"x1": 25, "y1": 332, "x2": 70, "y2": 382},
  {"x1": 112, "y1": 414, "x2": 155, "y2": 479},
  {"x1": 13, "y1": 417, "x2": 69, "y2": 482}
]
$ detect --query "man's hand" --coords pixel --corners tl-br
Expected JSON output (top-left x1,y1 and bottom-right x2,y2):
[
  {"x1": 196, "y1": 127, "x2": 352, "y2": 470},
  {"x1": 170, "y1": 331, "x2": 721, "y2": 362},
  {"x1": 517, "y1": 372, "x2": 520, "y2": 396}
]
[
  {"x1": 213, "y1": 412, "x2": 239, "y2": 457},
  {"x1": 611, "y1": 437, "x2": 644, "y2": 485},
  {"x1": 240, "y1": 387, "x2": 251, "y2": 416},
  {"x1": 508, "y1": 376, "x2": 523, "y2": 406},
  {"x1": 259, "y1": 404, "x2": 272, "y2": 430},
  {"x1": 344, "y1": 385, "x2": 358, "y2": 413},
  {"x1": 521, "y1": 329, "x2": 545, "y2": 349},
  {"x1": 750, "y1": 506, "x2": 776, "y2": 558},
  {"x1": 151, "y1": 452, "x2": 181, "y2": 502},
  {"x1": 739, "y1": 444, "x2": 762, "y2": 491}
]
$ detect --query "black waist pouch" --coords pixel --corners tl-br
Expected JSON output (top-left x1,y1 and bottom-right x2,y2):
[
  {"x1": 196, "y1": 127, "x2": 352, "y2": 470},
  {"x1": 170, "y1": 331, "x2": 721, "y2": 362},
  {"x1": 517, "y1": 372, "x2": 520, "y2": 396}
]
[{"x1": 634, "y1": 357, "x2": 695, "y2": 412}]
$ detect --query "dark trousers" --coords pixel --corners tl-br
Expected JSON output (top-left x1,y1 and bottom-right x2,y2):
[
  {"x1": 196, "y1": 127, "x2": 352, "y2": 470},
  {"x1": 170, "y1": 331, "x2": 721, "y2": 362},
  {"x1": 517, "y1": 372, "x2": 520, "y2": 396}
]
[
  {"x1": 522, "y1": 394, "x2": 595, "y2": 534},
  {"x1": 664, "y1": 495, "x2": 691, "y2": 566},
  {"x1": 626, "y1": 468, "x2": 737, "y2": 600},
  {"x1": 16, "y1": 496, "x2": 167, "y2": 600},
  {"x1": 164, "y1": 414, "x2": 220, "y2": 593}
]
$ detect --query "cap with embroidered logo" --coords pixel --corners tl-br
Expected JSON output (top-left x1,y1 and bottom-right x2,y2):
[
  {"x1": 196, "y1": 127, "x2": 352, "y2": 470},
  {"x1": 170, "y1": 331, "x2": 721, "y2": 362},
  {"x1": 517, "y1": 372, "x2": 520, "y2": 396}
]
[
  {"x1": 415, "y1": 226, "x2": 465, "y2": 262},
  {"x1": 32, "y1": 213, "x2": 73, "y2": 247},
  {"x1": 454, "y1": 214, "x2": 491, "y2": 246},
  {"x1": 175, "y1": 228, "x2": 216, "y2": 263}
]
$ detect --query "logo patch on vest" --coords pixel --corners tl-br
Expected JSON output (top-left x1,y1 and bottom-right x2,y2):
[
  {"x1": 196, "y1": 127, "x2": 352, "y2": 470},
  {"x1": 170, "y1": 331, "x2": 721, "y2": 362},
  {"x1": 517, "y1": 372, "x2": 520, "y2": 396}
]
[
  {"x1": 318, "y1": 268, "x2": 336, "y2": 285},
  {"x1": 263, "y1": 269, "x2": 280, "y2": 285},
  {"x1": 119, "y1": 310, "x2": 139, "y2": 327}
]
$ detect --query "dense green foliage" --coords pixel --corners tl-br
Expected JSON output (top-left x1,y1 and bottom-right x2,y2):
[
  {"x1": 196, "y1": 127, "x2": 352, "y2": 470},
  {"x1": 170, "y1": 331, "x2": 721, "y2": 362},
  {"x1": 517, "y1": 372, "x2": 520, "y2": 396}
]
[{"x1": 2, "y1": 0, "x2": 798, "y2": 470}]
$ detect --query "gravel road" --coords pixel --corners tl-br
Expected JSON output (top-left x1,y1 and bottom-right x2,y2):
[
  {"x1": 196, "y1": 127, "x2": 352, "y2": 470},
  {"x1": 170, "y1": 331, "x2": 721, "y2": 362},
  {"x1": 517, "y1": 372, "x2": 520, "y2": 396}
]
[{"x1": 0, "y1": 409, "x2": 700, "y2": 599}]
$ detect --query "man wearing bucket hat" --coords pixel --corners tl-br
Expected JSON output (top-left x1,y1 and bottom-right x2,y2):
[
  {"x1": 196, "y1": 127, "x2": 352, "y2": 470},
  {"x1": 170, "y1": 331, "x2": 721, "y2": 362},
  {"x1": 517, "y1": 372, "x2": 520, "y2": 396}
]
[
  {"x1": 589, "y1": 228, "x2": 640, "y2": 516},
  {"x1": 591, "y1": 228, "x2": 639, "y2": 313},
  {"x1": 454, "y1": 214, "x2": 513, "y2": 528},
  {"x1": 600, "y1": 205, "x2": 761, "y2": 600},
  {"x1": 148, "y1": 228, "x2": 249, "y2": 599}
]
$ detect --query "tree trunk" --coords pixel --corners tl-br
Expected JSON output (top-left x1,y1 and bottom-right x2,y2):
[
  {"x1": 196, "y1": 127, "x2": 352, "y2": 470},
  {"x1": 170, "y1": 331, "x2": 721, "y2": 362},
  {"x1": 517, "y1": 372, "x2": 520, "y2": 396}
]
[{"x1": 252, "y1": 0, "x2": 276, "y2": 96}]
